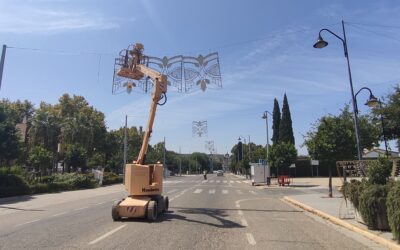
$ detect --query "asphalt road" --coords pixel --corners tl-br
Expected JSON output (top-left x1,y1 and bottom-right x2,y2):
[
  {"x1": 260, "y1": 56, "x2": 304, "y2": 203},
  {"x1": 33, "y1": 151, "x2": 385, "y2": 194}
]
[{"x1": 0, "y1": 174, "x2": 384, "y2": 250}]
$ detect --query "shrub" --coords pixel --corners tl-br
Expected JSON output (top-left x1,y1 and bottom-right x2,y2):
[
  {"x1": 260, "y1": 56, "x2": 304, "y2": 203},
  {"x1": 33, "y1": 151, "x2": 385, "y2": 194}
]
[
  {"x1": 30, "y1": 183, "x2": 49, "y2": 194},
  {"x1": 367, "y1": 158, "x2": 392, "y2": 185},
  {"x1": 387, "y1": 181, "x2": 400, "y2": 242},
  {"x1": 359, "y1": 184, "x2": 390, "y2": 230},
  {"x1": 342, "y1": 179, "x2": 365, "y2": 211},
  {"x1": 102, "y1": 172, "x2": 122, "y2": 185},
  {"x1": 0, "y1": 174, "x2": 30, "y2": 197}
]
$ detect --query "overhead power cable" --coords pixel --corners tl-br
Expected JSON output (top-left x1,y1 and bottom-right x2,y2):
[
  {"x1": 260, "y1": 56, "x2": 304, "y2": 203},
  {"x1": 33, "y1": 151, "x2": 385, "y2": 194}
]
[
  {"x1": 4, "y1": 22, "x2": 342, "y2": 56},
  {"x1": 347, "y1": 23, "x2": 400, "y2": 44}
]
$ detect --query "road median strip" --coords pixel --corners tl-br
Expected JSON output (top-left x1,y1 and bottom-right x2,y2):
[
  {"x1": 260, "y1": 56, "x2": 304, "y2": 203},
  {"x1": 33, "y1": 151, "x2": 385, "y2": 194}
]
[{"x1": 283, "y1": 196, "x2": 400, "y2": 250}]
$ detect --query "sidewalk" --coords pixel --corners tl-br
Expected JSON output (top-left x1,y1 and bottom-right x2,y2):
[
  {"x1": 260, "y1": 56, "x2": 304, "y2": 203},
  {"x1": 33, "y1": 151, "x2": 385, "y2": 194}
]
[{"x1": 284, "y1": 187, "x2": 400, "y2": 249}]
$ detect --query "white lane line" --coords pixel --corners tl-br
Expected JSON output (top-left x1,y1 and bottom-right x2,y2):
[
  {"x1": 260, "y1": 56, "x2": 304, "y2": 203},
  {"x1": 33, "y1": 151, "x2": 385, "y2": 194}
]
[
  {"x1": 222, "y1": 190, "x2": 228, "y2": 194},
  {"x1": 246, "y1": 233, "x2": 256, "y2": 245},
  {"x1": 95, "y1": 202, "x2": 105, "y2": 206},
  {"x1": 202, "y1": 180, "x2": 207, "y2": 183},
  {"x1": 216, "y1": 180, "x2": 221, "y2": 183},
  {"x1": 193, "y1": 189, "x2": 203, "y2": 194},
  {"x1": 249, "y1": 190, "x2": 258, "y2": 195},
  {"x1": 238, "y1": 210, "x2": 243, "y2": 216},
  {"x1": 236, "y1": 190, "x2": 243, "y2": 194},
  {"x1": 236, "y1": 181, "x2": 241, "y2": 183},
  {"x1": 210, "y1": 180, "x2": 215, "y2": 183},
  {"x1": 15, "y1": 219, "x2": 40, "y2": 227},
  {"x1": 241, "y1": 218, "x2": 248, "y2": 227},
  {"x1": 230, "y1": 180, "x2": 234, "y2": 183},
  {"x1": 223, "y1": 180, "x2": 227, "y2": 183},
  {"x1": 74, "y1": 206, "x2": 89, "y2": 211},
  {"x1": 209, "y1": 189, "x2": 216, "y2": 194},
  {"x1": 51, "y1": 212, "x2": 68, "y2": 217},
  {"x1": 89, "y1": 225, "x2": 126, "y2": 245},
  {"x1": 166, "y1": 189, "x2": 178, "y2": 194}
]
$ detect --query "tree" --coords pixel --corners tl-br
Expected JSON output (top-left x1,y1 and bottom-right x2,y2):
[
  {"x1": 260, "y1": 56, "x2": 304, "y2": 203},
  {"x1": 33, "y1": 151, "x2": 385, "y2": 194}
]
[
  {"x1": 304, "y1": 105, "x2": 380, "y2": 168},
  {"x1": 279, "y1": 93, "x2": 295, "y2": 145},
  {"x1": 267, "y1": 142, "x2": 297, "y2": 175},
  {"x1": 28, "y1": 145, "x2": 53, "y2": 175},
  {"x1": 0, "y1": 104, "x2": 20, "y2": 166},
  {"x1": 271, "y1": 98, "x2": 281, "y2": 144},
  {"x1": 56, "y1": 94, "x2": 107, "y2": 160},
  {"x1": 64, "y1": 144, "x2": 87, "y2": 172}
]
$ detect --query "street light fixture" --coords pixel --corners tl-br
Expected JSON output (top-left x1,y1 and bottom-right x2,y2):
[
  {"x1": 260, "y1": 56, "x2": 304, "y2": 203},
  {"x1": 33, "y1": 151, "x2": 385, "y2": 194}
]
[
  {"x1": 355, "y1": 87, "x2": 389, "y2": 157},
  {"x1": 262, "y1": 111, "x2": 273, "y2": 162},
  {"x1": 314, "y1": 20, "x2": 363, "y2": 161}
]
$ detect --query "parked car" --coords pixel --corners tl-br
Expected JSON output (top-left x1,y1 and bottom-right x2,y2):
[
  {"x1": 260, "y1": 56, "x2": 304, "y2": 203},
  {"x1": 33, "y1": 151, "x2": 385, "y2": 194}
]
[{"x1": 216, "y1": 170, "x2": 223, "y2": 176}]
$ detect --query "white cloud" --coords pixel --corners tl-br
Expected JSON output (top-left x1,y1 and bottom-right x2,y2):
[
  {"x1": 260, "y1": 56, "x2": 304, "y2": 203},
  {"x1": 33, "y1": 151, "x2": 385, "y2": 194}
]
[{"x1": 0, "y1": 2, "x2": 120, "y2": 34}]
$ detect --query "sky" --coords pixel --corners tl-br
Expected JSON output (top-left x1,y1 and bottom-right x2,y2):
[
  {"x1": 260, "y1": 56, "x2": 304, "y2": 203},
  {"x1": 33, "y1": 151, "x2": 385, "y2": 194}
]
[{"x1": 1, "y1": 0, "x2": 400, "y2": 156}]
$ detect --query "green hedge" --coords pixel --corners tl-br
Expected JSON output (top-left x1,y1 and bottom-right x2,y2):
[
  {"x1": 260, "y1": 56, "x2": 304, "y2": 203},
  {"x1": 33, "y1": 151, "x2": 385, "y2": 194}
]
[
  {"x1": 359, "y1": 184, "x2": 390, "y2": 230},
  {"x1": 102, "y1": 172, "x2": 122, "y2": 185},
  {"x1": 0, "y1": 174, "x2": 30, "y2": 197},
  {"x1": 0, "y1": 172, "x2": 98, "y2": 197},
  {"x1": 387, "y1": 181, "x2": 400, "y2": 243},
  {"x1": 341, "y1": 179, "x2": 365, "y2": 211}
]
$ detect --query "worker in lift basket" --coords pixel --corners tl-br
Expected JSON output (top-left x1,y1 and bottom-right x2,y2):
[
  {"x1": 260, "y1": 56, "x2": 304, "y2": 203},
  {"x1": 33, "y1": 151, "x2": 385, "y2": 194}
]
[{"x1": 203, "y1": 170, "x2": 207, "y2": 180}]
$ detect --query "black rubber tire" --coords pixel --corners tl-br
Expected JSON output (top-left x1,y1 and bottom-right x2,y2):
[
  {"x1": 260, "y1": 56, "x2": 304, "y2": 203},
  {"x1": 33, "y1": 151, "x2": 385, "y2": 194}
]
[
  {"x1": 112, "y1": 200, "x2": 121, "y2": 221},
  {"x1": 147, "y1": 200, "x2": 158, "y2": 221},
  {"x1": 163, "y1": 196, "x2": 169, "y2": 213}
]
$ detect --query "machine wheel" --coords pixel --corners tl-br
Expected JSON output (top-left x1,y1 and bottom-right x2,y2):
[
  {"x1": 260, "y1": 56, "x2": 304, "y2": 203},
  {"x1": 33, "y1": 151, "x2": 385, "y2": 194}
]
[
  {"x1": 112, "y1": 200, "x2": 121, "y2": 221},
  {"x1": 147, "y1": 200, "x2": 158, "y2": 221},
  {"x1": 163, "y1": 196, "x2": 169, "y2": 213}
]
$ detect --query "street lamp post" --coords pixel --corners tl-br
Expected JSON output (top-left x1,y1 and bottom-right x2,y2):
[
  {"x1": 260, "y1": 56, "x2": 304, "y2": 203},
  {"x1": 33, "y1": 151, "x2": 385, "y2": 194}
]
[
  {"x1": 355, "y1": 87, "x2": 389, "y2": 157},
  {"x1": 262, "y1": 111, "x2": 272, "y2": 162},
  {"x1": 314, "y1": 20, "x2": 362, "y2": 161}
]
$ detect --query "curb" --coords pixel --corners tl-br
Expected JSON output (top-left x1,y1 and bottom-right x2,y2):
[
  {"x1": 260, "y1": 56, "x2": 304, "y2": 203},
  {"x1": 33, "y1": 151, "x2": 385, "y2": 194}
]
[{"x1": 283, "y1": 196, "x2": 400, "y2": 250}]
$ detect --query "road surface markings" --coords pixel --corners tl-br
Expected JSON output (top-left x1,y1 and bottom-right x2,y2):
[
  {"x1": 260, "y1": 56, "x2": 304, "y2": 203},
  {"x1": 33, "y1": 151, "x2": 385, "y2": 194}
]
[
  {"x1": 202, "y1": 180, "x2": 207, "y2": 183},
  {"x1": 209, "y1": 180, "x2": 215, "y2": 183},
  {"x1": 249, "y1": 190, "x2": 258, "y2": 195},
  {"x1": 236, "y1": 181, "x2": 241, "y2": 183},
  {"x1": 241, "y1": 218, "x2": 248, "y2": 227},
  {"x1": 223, "y1": 180, "x2": 227, "y2": 183},
  {"x1": 194, "y1": 189, "x2": 203, "y2": 194},
  {"x1": 74, "y1": 206, "x2": 89, "y2": 211},
  {"x1": 209, "y1": 189, "x2": 216, "y2": 194},
  {"x1": 51, "y1": 212, "x2": 68, "y2": 217},
  {"x1": 246, "y1": 233, "x2": 256, "y2": 245},
  {"x1": 166, "y1": 189, "x2": 178, "y2": 194},
  {"x1": 236, "y1": 190, "x2": 243, "y2": 194},
  {"x1": 236, "y1": 204, "x2": 240, "y2": 208},
  {"x1": 95, "y1": 202, "x2": 105, "y2": 206},
  {"x1": 222, "y1": 189, "x2": 228, "y2": 194},
  {"x1": 230, "y1": 180, "x2": 234, "y2": 183},
  {"x1": 15, "y1": 219, "x2": 40, "y2": 227},
  {"x1": 196, "y1": 180, "x2": 201, "y2": 183},
  {"x1": 216, "y1": 180, "x2": 221, "y2": 183},
  {"x1": 238, "y1": 210, "x2": 243, "y2": 216},
  {"x1": 89, "y1": 225, "x2": 126, "y2": 245}
]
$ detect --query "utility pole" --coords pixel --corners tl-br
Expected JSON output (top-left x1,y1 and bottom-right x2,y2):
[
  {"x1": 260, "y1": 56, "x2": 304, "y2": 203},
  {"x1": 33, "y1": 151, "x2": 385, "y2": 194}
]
[
  {"x1": 179, "y1": 146, "x2": 182, "y2": 176},
  {"x1": 163, "y1": 137, "x2": 166, "y2": 177},
  {"x1": 0, "y1": 45, "x2": 7, "y2": 90},
  {"x1": 123, "y1": 115, "x2": 128, "y2": 183}
]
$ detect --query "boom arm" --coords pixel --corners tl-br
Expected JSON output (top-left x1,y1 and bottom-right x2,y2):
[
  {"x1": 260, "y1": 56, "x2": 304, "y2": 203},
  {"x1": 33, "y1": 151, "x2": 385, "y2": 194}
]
[
  {"x1": 135, "y1": 65, "x2": 167, "y2": 164},
  {"x1": 116, "y1": 43, "x2": 167, "y2": 165}
]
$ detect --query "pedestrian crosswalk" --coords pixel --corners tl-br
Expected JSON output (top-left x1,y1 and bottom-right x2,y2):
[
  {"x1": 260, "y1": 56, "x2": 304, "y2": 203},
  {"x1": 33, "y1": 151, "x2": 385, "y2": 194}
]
[
  {"x1": 164, "y1": 188, "x2": 258, "y2": 196},
  {"x1": 164, "y1": 179, "x2": 251, "y2": 184}
]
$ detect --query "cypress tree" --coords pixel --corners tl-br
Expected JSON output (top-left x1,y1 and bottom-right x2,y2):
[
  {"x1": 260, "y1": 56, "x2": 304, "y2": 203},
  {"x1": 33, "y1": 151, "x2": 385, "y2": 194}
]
[
  {"x1": 271, "y1": 98, "x2": 281, "y2": 144},
  {"x1": 279, "y1": 93, "x2": 295, "y2": 144}
]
